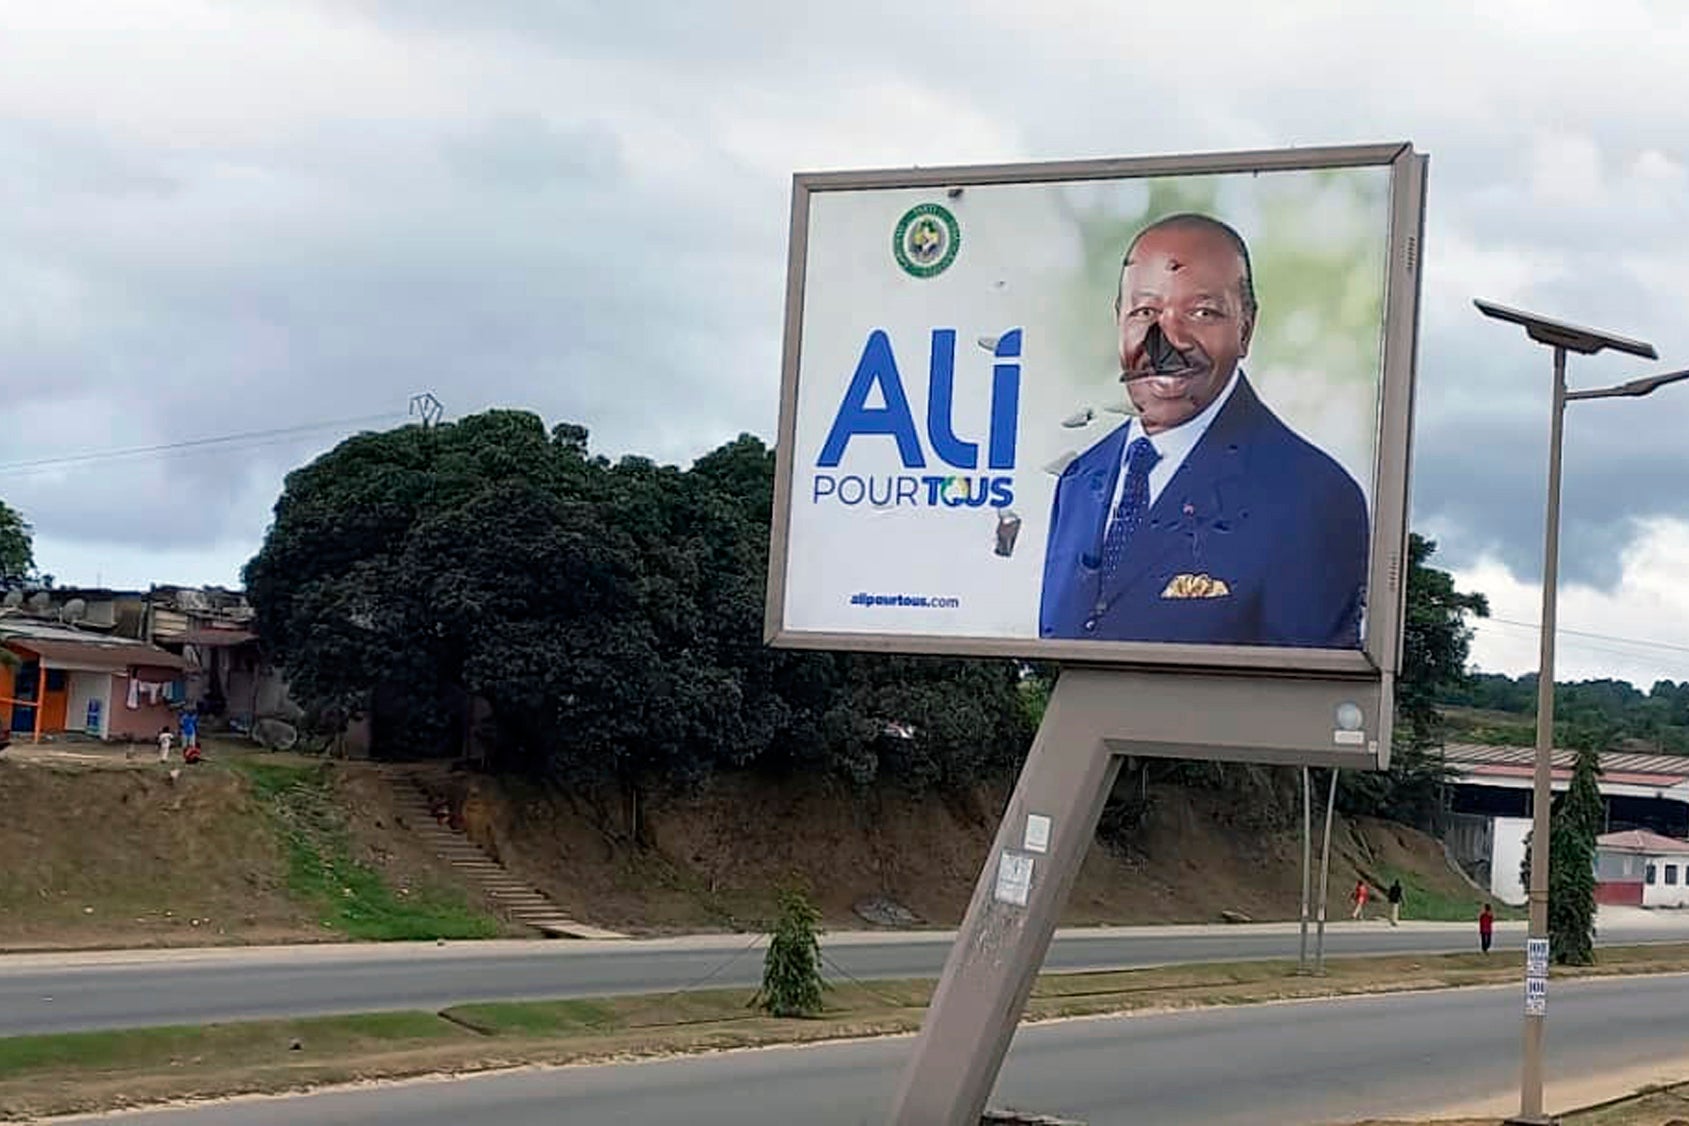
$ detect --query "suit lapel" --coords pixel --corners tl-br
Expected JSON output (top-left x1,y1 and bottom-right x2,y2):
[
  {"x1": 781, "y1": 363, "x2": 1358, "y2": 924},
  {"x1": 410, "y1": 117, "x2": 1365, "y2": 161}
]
[{"x1": 1098, "y1": 376, "x2": 1261, "y2": 607}]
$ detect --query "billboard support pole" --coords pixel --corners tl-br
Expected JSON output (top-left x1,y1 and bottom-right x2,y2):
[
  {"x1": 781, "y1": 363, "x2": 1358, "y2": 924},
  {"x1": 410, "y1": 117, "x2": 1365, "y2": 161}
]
[
  {"x1": 886, "y1": 666, "x2": 1125, "y2": 1126},
  {"x1": 1298, "y1": 765, "x2": 1312, "y2": 973},
  {"x1": 1315, "y1": 766, "x2": 1339, "y2": 974}
]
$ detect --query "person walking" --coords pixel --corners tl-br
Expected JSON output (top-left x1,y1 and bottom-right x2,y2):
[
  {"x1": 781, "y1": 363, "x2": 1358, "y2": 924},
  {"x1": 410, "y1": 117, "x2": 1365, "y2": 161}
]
[
  {"x1": 1386, "y1": 879, "x2": 1404, "y2": 927},
  {"x1": 1479, "y1": 904, "x2": 1495, "y2": 954},
  {"x1": 1349, "y1": 879, "x2": 1369, "y2": 920}
]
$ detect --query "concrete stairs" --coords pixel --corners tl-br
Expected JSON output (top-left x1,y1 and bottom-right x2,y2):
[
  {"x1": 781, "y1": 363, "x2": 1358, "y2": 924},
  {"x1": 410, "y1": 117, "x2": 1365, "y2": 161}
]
[{"x1": 387, "y1": 770, "x2": 623, "y2": 940}]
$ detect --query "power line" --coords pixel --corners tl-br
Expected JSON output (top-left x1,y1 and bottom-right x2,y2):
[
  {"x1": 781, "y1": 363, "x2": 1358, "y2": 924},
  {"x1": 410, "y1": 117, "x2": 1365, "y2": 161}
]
[
  {"x1": 1477, "y1": 616, "x2": 1689, "y2": 658},
  {"x1": 0, "y1": 411, "x2": 410, "y2": 476},
  {"x1": 1477, "y1": 633, "x2": 1689, "y2": 670}
]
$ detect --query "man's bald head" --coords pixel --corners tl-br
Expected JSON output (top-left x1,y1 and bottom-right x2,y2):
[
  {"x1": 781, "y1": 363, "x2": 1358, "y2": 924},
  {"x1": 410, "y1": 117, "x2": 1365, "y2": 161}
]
[{"x1": 1117, "y1": 213, "x2": 1256, "y2": 320}]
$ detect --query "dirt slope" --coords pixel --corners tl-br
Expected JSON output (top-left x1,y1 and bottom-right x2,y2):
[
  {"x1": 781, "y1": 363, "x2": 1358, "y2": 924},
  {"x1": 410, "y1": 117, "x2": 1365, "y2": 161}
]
[
  {"x1": 0, "y1": 758, "x2": 309, "y2": 949},
  {"x1": 0, "y1": 755, "x2": 505, "y2": 951},
  {"x1": 0, "y1": 751, "x2": 1490, "y2": 950},
  {"x1": 428, "y1": 769, "x2": 1488, "y2": 934}
]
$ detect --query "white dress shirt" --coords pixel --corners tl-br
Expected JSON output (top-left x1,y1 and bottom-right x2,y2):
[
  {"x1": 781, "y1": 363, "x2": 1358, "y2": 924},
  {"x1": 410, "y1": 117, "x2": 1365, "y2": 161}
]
[{"x1": 1107, "y1": 368, "x2": 1241, "y2": 519}]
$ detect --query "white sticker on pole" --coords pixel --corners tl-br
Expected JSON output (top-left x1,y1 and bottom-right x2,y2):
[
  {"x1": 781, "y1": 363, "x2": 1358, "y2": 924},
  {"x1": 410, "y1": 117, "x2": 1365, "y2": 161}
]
[
  {"x1": 994, "y1": 851, "x2": 1035, "y2": 907},
  {"x1": 1526, "y1": 938, "x2": 1549, "y2": 978},
  {"x1": 1524, "y1": 975, "x2": 1546, "y2": 1016},
  {"x1": 1023, "y1": 814, "x2": 1052, "y2": 854}
]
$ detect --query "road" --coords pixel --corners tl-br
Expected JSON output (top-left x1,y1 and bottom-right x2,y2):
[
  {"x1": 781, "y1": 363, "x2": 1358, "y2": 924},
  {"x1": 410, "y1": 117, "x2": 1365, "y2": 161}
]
[
  {"x1": 3, "y1": 914, "x2": 1684, "y2": 1037},
  {"x1": 51, "y1": 973, "x2": 1689, "y2": 1125}
]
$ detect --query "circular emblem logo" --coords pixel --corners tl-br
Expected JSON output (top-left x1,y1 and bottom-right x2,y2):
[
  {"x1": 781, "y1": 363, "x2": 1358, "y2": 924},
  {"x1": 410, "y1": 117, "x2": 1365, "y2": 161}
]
[{"x1": 893, "y1": 203, "x2": 960, "y2": 278}]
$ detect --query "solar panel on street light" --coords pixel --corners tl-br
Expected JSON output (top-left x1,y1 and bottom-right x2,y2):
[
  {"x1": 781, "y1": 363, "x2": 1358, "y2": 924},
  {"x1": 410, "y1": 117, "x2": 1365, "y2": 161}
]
[{"x1": 1473, "y1": 299, "x2": 1658, "y2": 359}]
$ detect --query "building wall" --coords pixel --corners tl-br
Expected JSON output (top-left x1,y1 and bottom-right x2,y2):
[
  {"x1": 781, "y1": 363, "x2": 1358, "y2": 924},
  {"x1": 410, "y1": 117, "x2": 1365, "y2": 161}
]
[
  {"x1": 1490, "y1": 815, "x2": 1532, "y2": 906},
  {"x1": 215, "y1": 647, "x2": 301, "y2": 723},
  {"x1": 106, "y1": 665, "x2": 183, "y2": 742},
  {"x1": 65, "y1": 672, "x2": 112, "y2": 737},
  {"x1": 0, "y1": 659, "x2": 12, "y2": 730},
  {"x1": 1442, "y1": 812, "x2": 1494, "y2": 886},
  {"x1": 1597, "y1": 849, "x2": 1646, "y2": 882},
  {"x1": 1596, "y1": 847, "x2": 1648, "y2": 907},
  {"x1": 40, "y1": 670, "x2": 68, "y2": 733},
  {"x1": 1596, "y1": 881, "x2": 1644, "y2": 906},
  {"x1": 1643, "y1": 856, "x2": 1689, "y2": 908}
]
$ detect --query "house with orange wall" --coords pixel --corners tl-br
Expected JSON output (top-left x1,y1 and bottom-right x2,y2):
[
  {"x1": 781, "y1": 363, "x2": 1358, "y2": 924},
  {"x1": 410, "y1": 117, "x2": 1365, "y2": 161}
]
[{"x1": 1, "y1": 620, "x2": 187, "y2": 743}]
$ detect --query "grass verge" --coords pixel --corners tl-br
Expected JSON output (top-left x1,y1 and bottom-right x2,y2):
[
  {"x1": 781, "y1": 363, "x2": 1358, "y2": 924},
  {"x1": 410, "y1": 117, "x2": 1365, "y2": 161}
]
[
  {"x1": 5, "y1": 944, "x2": 1689, "y2": 1120},
  {"x1": 231, "y1": 761, "x2": 499, "y2": 942}
]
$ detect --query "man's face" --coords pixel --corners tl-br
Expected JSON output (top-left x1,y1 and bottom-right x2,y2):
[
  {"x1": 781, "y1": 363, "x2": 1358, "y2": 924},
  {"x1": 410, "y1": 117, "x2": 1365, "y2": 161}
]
[{"x1": 1116, "y1": 225, "x2": 1254, "y2": 434}]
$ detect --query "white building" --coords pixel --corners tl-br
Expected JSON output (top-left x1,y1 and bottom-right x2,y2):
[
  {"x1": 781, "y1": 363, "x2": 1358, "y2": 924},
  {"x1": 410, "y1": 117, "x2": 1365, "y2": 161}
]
[{"x1": 1597, "y1": 829, "x2": 1689, "y2": 909}]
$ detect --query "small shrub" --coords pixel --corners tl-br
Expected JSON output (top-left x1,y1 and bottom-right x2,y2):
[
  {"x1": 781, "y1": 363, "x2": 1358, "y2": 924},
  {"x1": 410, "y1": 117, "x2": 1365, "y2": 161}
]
[{"x1": 754, "y1": 888, "x2": 825, "y2": 1018}]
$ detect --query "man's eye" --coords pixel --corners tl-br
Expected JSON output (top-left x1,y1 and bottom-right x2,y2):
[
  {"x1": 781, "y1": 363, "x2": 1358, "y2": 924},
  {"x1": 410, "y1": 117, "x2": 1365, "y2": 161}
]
[
  {"x1": 1189, "y1": 307, "x2": 1222, "y2": 320},
  {"x1": 1128, "y1": 306, "x2": 1157, "y2": 319}
]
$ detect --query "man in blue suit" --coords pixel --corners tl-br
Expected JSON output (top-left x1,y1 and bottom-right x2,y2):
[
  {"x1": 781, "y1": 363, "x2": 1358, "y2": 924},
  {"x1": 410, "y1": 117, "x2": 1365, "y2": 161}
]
[{"x1": 1038, "y1": 213, "x2": 1368, "y2": 649}]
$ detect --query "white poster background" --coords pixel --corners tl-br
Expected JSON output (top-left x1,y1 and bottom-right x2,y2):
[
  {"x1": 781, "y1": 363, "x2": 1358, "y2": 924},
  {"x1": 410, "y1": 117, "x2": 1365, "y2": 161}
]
[{"x1": 783, "y1": 168, "x2": 1391, "y2": 641}]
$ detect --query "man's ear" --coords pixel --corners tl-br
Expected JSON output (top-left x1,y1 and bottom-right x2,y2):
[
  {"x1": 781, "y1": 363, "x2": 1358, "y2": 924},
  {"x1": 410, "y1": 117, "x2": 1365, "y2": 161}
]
[{"x1": 1239, "y1": 311, "x2": 1255, "y2": 358}]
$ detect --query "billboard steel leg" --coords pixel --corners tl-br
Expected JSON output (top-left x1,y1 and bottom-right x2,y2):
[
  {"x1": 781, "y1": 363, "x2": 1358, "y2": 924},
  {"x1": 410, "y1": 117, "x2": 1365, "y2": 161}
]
[{"x1": 886, "y1": 667, "x2": 1124, "y2": 1126}]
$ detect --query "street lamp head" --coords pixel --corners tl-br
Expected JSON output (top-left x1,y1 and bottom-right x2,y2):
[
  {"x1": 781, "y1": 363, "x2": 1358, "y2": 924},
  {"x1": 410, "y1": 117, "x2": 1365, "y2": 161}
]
[
  {"x1": 1567, "y1": 367, "x2": 1689, "y2": 401},
  {"x1": 1473, "y1": 299, "x2": 1659, "y2": 359},
  {"x1": 1621, "y1": 368, "x2": 1689, "y2": 396}
]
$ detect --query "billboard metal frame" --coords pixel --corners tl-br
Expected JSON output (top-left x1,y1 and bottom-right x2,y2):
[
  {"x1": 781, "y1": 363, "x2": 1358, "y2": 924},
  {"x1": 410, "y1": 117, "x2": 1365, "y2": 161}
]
[{"x1": 765, "y1": 142, "x2": 1428, "y2": 681}]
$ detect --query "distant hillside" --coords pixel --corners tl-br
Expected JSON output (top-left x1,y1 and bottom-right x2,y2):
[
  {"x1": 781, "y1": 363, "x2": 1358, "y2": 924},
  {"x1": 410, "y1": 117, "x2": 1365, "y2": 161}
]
[{"x1": 1442, "y1": 673, "x2": 1689, "y2": 754}]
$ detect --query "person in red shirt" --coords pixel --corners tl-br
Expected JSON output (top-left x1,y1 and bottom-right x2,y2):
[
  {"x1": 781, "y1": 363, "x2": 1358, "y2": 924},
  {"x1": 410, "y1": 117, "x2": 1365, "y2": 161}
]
[
  {"x1": 1479, "y1": 904, "x2": 1495, "y2": 954},
  {"x1": 1349, "y1": 879, "x2": 1369, "y2": 920}
]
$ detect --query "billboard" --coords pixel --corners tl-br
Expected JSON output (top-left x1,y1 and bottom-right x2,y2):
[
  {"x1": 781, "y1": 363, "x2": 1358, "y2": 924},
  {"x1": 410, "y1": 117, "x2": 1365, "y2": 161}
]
[{"x1": 766, "y1": 143, "x2": 1426, "y2": 676}]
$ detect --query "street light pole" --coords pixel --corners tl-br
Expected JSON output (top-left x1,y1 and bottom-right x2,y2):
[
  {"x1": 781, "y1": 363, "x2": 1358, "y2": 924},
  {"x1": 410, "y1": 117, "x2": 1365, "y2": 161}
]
[
  {"x1": 1474, "y1": 299, "x2": 1683, "y2": 1126},
  {"x1": 1518, "y1": 346, "x2": 1566, "y2": 1123}
]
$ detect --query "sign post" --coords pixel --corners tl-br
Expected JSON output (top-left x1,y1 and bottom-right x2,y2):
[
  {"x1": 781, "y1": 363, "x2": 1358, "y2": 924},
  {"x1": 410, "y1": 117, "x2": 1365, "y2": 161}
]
[{"x1": 765, "y1": 142, "x2": 1430, "y2": 1124}]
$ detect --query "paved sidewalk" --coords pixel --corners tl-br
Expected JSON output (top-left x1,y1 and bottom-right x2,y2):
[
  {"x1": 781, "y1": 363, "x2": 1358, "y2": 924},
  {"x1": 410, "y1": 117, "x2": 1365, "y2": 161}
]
[
  {"x1": 0, "y1": 918, "x2": 1530, "y2": 972},
  {"x1": 4, "y1": 905, "x2": 1684, "y2": 973}
]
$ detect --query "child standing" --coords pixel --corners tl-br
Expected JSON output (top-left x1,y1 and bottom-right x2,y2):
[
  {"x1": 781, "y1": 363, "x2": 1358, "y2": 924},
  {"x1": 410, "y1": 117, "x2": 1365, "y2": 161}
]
[
  {"x1": 157, "y1": 727, "x2": 174, "y2": 763},
  {"x1": 1479, "y1": 904, "x2": 1495, "y2": 954}
]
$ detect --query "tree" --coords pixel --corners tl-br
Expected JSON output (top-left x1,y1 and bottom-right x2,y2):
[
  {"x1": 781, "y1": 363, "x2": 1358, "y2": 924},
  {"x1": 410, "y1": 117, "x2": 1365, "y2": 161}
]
[
  {"x1": 1563, "y1": 737, "x2": 1607, "y2": 840},
  {"x1": 1396, "y1": 534, "x2": 1491, "y2": 745},
  {"x1": 1550, "y1": 740, "x2": 1603, "y2": 965},
  {"x1": 1340, "y1": 533, "x2": 1489, "y2": 825},
  {"x1": 0, "y1": 501, "x2": 34, "y2": 587},
  {"x1": 1518, "y1": 734, "x2": 1604, "y2": 966},
  {"x1": 1546, "y1": 811, "x2": 1597, "y2": 965},
  {"x1": 245, "y1": 411, "x2": 1032, "y2": 799},
  {"x1": 753, "y1": 888, "x2": 826, "y2": 1018}
]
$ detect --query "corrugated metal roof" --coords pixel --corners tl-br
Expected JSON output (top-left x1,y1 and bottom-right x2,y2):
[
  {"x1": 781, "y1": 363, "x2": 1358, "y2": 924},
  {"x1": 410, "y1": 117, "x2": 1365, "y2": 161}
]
[
  {"x1": 1443, "y1": 742, "x2": 1689, "y2": 781},
  {"x1": 3, "y1": 634, "x2": 187, "y2": 671},
  {"x1": 1598, "y1": 829, "x2": 1689, "y2": 855}
]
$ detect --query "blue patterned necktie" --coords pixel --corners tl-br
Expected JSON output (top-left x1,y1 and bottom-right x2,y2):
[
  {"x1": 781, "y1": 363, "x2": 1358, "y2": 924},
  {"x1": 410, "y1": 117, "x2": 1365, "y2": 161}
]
[{"x1": 1100, "y1": 437, "x2": 1161, "y2": 586}]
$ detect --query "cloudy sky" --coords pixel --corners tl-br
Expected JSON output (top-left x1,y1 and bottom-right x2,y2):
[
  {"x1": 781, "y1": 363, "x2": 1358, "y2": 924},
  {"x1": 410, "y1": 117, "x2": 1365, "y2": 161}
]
[{"x1": 5, "y1": 1, "x2": 1689, "y2": 686}]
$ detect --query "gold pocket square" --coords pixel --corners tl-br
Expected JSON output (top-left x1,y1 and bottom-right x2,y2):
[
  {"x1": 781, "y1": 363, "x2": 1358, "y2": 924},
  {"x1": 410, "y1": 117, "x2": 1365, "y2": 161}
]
[{"x1": 1160, "y1": 573, "x2": 1231, "y2": 600}]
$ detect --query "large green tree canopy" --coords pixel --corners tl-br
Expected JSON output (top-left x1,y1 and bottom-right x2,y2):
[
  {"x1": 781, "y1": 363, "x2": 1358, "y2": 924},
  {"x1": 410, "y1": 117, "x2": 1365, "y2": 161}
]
[{"x1": 245, "y1": 412, "x2": 1031, "y2": 787}]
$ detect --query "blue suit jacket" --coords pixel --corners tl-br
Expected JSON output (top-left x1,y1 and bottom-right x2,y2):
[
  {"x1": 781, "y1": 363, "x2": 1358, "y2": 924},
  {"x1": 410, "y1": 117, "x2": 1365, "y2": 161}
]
[{"x1": 1038, "y1": 374, "x2": 1368, "y2": 648}]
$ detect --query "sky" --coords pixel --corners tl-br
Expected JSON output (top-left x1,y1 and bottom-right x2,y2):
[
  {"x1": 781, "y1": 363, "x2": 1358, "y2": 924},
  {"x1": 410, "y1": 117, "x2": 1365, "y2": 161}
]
[{"x1": 5, "y1": 1, "x2": 1689, "y2": 686}]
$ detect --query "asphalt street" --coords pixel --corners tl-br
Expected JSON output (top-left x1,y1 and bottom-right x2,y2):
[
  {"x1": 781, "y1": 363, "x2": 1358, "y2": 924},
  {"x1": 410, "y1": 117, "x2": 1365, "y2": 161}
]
[
  {"x1": 51, "y1": 973, "x2": 1689, "y2": 1125},
  {"x1": 2, "y1": 915, "x2": 1683, "y2": 1037}
]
